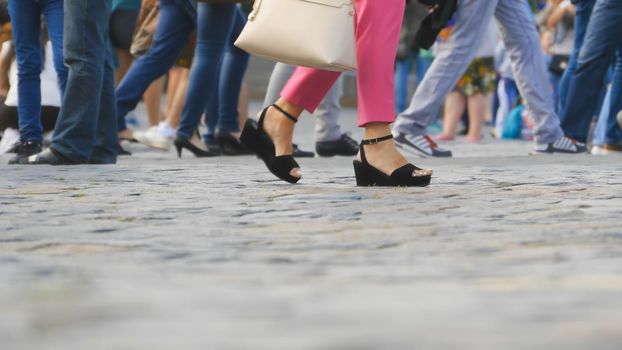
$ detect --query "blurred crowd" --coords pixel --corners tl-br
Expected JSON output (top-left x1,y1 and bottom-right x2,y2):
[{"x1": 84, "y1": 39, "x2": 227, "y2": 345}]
[{"x1": 0, "y1": 0, "x2": 621, "y2": 166}]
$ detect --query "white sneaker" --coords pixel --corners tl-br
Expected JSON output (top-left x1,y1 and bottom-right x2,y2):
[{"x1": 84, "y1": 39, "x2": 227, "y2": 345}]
[
  {"x1": 134, "y1": 126, "x2": 173, "y2": 151},
  {"x1": 591, "y1": 144, "x2": 622, "y2": 155},
  {"x1": 0, "y1": 128, "x2": 20, "y2": 154}
]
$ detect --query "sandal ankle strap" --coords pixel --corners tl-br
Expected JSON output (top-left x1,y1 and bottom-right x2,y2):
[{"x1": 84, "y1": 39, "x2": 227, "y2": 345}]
[
  {"x1": 361, "y1": 134, "x2": 393, "y2": 145},
  {"x1": 271, "y1": 104, "x2": 298, "y2": 124},
  {"x1": 359, "y1": 134, "x2": 394, "y2": 165}
]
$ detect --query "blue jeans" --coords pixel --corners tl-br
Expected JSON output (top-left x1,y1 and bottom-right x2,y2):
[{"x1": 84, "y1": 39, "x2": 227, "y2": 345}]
[
  {"x1": 593, "y1": 53, "x2": 622, "y2": 145},
  {"x1": 558, "y1": 0, "x2": 595, "y2": 111},
  {"x1": 177, "y1": 4, "x2": 247, "y2": 140},
  {"x1": 51, "y1": 0, "x2": 117, "y2": 164},
  {"x1": 115, "y1": 0, "x2": 195, "y2": 131},
  {"x1": 8, "y1": 0, "x2": 67, "y2": 143},
  {"x1": 559, "y1": 0, "x2": 622, "y2": 143},
  {"x1": 203, "y1": 7, "x2": 250, "y2": 144},
  {"x1": 395, "y1": 52, "x2": 434, "y2": 113}
]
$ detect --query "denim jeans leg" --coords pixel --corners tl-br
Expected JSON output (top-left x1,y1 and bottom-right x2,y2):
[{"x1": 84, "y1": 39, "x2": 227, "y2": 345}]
[
  {"x1": 8, "y1": 0, "x2": 43, "y2": 143},
  {"x1": 40, "y1": 0, "x2": 68, "y2": 96},
  {"x1": 216, "y1": 7, "x2": 250, "y2": 134},
  {"x1": 560, "y1": 0, "x2": 622, "y2": 143},
  {"x1": 51, "y1": 0, "x2": 112, "y2": 162},
  {"x1": 602, "y1": 45, "x2": 622, "y2": 144},
  {"x1": 177, "y1": 3, "x2": 235, "y2": 139},
  {"x1": 89, "y1": 47, "x2": 119, "y2": 163},
  {"x1": 558, "y1": 0, "x2": 595, "y2": 112},
  {"x1": 115, "y1": 0, "x2": 195, "y2": 131},
  {"x1": 395, "y1": 52, "x2": 413, "y2": 113}
]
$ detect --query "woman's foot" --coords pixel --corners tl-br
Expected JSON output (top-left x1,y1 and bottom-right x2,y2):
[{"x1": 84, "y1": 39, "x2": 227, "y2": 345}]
[
  {"x1": 434, "y1": 133, "x2": 455, "y2": 142},
  {"x1": 260, "y1": 104, "x2": 302, "y2": 179},
  {"x1": 357, "y1": 137, "x2": 432, "y2": 178},
  {"x1": 465, "y1": 135, "x2": 482, "y2": 143}
]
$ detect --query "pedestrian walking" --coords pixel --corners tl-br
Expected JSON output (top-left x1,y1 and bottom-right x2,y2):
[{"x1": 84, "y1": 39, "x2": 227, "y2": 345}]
[
  {"x1": 241, "y1": 0, "x2": 433, "y2": 187},
  {"x1": 7, "y1": 0, "x2": 67, "y2": 164},
  {"x1": 393, "y1": 0, "x2": 587, "y2": 157}
]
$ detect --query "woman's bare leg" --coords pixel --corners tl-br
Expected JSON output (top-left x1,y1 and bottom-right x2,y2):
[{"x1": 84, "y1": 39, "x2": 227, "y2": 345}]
[
  {"x1": 466, "y1": 93, "x2": 487, "y2": 142},
  {"x1": 144, "y1": 76, "x2": 164, "y2": 127},
  {"x1": 438, "y1": 91, "x2": 466, "y2": 140},
  {"x1": 263, "y1": 98, "x2": 304, "y2": 178},
  {"x1": 163, "y1": 68, "x2": 189, "y2": 128}
]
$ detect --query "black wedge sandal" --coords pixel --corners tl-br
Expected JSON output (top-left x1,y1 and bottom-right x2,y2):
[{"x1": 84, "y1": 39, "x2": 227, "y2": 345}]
[
  {"x1": 240, "y1": 104, "x2": 301, "y2": 184},
  {"x1": 353, "y1": 134, "x2": 432, "y2": 187}
]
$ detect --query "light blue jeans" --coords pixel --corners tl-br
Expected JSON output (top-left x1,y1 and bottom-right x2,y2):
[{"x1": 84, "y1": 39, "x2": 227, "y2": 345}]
[{"x1": 394, "y1": 0, "x2": 563, "y2": 145}]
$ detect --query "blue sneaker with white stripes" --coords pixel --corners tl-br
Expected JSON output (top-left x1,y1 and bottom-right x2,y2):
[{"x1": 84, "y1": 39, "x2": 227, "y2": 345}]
[
  {"x1": 394, "y1": 133, "x2": 453, "y2": 158},
  {"x1": 532, "y1": 136, "x2": 588, "y2": 154}
]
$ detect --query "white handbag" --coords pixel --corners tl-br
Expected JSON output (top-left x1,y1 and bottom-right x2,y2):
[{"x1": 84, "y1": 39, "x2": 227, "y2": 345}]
[{"x1": 234, "y1": 0, "x2": 357, "y2": 72}]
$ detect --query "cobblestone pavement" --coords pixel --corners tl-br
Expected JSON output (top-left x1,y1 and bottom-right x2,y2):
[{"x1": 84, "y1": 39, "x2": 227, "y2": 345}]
[{"x1": 1, "y1": 106, "x2": 622, "y2": 350}]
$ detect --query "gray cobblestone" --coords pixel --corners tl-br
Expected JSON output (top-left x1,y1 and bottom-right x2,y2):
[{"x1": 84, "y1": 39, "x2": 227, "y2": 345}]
[{"x1": 1, "y1": 105, "x2": 621, "y2": 349}]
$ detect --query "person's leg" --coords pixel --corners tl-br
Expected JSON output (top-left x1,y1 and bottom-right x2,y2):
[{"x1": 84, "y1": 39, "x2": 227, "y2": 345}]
[
  {"x1": 7, "y1": 0, "x2": 43, "y2": 143},
  {"x1": 466, "y1": 93, "x2": 487, "y2": 142},
  {"x1": 265, "y1": 62, "x2": 343, "y2": 143},
  {"x1": 559, "y1": 0, "x2": 622, "y2": 143},
  {"x1": 176, "y1": 3, "x2": 235, "y2": 139},
  {"x1": 41, "y1": 0, "x2": 68, "y2": 96},
  {"x1": 89, "y1": 45, "x2": 118, "y2": 164},
  {"x1": 558, "y1": 0, "x2": 595, "y2": 111},
  {"x1": 143, "y1": 76, "x2": 164, "y2": 127},
  {"x1": 395, "y1": 52, "x2": 413, "y2": 113},
  {"x1": 314, "y1": 77, "x2": 343, "y2": 142},
  {"x1": 263, "y1": 63, "x2": 296, "y2": 107},
  {"x1": 50, "y1": 0, "x2": 112, "y2": 163},
  {"x1": 115, "y1": 0, "x2": 194, "y2": 131},
  {"x1": 164, "y1": 68, "x2": 189, "y2": 129},
  {"x1": 601, "y1": 44, "x2": 622, "y2": 145},
  {"x1": 216, "y1": 7, "x2": 250, "y2": 135},
  {"x1": 494, "y1": 0, "x2": 564, "y2": 145},
  {"x1": 438, "y1": 91, "x2": 466, "y2": 140},
  {"x1": 393, "y1": 0, "x2": 496, "y2": 136}
]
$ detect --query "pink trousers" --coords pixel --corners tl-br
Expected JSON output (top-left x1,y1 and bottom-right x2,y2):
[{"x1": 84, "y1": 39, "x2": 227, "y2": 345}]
[{"x1": 280, "y1": 0, "x2": 405, "y2": 127}]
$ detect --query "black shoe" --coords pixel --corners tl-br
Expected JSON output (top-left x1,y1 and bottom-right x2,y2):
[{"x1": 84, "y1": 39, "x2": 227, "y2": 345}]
[
  {"x1": 240, "y1": 104, "x2": 301, "y2": 184},
  {"x1": 316, "y1": 133, "x2": 359, "y2": 157},
  {"x1": 8, "y1": 141, "x2": 42, "y2": 164},
  {"x1": 117, "y1": 143, "x2": 132, "y2": 156},
  {"x1": 19, "y1": 147, "x2": 79, "y2": 165},
  {"x1": 353, "y1": 134, "x2": 432, "y2": 187},
  {"x1": 394, "y1": 132, "x2": 453, "y2": 158},
  {"x1": 174, "y1": 130, "x2": 220, "y2": 158},
  {"x1": 6, "y1": 140, "x2": 22, "y2": 154},
  {"x1": 216, "y1": 133, "x2": 253, "y2": 156},
  {"x1": 293, "y1": 144, "x2": 315, "y2": 158}
]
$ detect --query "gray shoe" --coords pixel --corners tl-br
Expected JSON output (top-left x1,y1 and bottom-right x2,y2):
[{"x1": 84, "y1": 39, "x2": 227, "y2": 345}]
[
  {"x1": 532, "y1": 136, "x2": 588, "y2": 155},
  {"x1": 394, "y1": 133, "x2": 453, "y2": 158}
]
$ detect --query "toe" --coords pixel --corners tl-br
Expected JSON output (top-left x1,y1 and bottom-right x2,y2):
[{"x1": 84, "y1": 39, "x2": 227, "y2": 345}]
[
  {"x1": 413, "y1": 169, "x2": 433, "y2": 177},
  {"x1": 290, "y1": 168, "x2": 302, "y2": 179}
]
